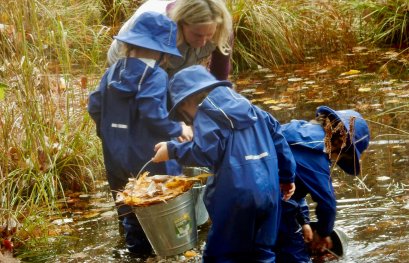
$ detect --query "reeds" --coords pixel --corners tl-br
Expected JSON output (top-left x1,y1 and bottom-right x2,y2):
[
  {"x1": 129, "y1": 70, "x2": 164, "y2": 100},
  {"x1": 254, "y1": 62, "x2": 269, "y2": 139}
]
[
  {"x1": 351, "y1": 0, "x2": 409, "y2": 48},
  {"x1": 228, "y1": 0, "x2": 358, "y2": 71},
  {"x1": 0, "y1": 0, "x2": 111, "y2": 251}
]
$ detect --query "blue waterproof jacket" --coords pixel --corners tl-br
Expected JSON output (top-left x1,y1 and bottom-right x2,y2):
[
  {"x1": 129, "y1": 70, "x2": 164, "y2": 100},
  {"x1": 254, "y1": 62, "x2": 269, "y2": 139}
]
[
  {"x1": 282, "y1": 120, "x2": 337, "y2": 238},
  {"x1": 167, "y1": 86, "x2": 296, "y2": 260},
  {"x1": 88, "y1": 58, "x2": 182, "y2": 197}
]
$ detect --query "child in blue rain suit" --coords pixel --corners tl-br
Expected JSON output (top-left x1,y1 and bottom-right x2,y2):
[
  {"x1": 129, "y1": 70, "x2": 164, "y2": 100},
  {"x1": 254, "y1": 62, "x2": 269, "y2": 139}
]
[
  {"x1": 152, "y1": 65, "x2": 297, "y2": 262},
  {"x1": 87, "y1": 12, "x2": 192, "y2": 254},
  {"x1": 275, "y1": 106, "x2": 370, "y2": 263}
]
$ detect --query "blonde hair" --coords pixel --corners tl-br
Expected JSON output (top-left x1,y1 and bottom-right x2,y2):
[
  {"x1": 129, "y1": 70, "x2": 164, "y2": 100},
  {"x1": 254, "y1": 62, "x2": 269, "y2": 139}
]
[{"x1": 169, "y1": 0, "x2": 232, "y2": 55}]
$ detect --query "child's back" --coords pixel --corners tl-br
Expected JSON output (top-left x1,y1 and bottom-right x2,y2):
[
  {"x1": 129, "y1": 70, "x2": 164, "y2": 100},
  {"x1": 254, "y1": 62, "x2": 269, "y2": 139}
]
[
  {"x1": 153, "y1": 65, "x2": 296, "y2": 261},
  {"x1": 87, "y1": 11, "x2": 191, "y2": 255}
]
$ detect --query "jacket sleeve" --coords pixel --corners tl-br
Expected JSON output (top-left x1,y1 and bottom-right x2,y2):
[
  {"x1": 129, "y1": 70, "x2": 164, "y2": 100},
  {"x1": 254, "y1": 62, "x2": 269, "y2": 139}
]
[
  {"x1": 137, "y1": 70, "x2": 182, "y2": 138},
  {"x1": 296, "y1": 197, "x2": 310, "y2": 226},
  {"x1": 167, "y1": 111, "x2": 228, "y2": 167},
  {"x1": 264, "y1": 112, "x2": 296, "y2": 184},
  {"x1": 296, "y1": 159, "x2": 337, "y2": 237},
  {"x1": 87, "y1": 70, "x2": 109, "y2": 137},
  {"x1": 209, "y1": 32, "x2": 234, "y2": 80}
]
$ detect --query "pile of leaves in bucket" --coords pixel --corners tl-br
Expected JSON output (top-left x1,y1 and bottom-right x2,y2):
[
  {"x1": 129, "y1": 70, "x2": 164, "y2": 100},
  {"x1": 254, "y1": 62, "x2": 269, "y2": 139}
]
[{"x1": 117, "y1": 172, "x2": 200, "y2": 206}]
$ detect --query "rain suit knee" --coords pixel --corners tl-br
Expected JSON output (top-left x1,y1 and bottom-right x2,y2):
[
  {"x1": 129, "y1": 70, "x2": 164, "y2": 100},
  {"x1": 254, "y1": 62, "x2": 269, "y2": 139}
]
[{"x1": 166, "y1": 86, "x2": 296, "y2": 262}]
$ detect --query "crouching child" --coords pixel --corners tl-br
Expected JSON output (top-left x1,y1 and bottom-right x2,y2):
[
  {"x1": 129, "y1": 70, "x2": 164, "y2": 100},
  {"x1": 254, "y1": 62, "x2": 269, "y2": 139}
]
[
  {"x1": 152, "y1": 65, "x2": 296, "y2": 262},
  {"x1": 276, "y1": 106, "x2": 370, "y2": 262}
]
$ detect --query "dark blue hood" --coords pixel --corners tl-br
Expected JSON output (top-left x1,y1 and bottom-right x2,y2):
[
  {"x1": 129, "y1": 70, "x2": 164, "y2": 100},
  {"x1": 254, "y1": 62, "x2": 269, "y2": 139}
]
[{"x1": 200, "y1": 86, "x2": 258, "y2": 130}]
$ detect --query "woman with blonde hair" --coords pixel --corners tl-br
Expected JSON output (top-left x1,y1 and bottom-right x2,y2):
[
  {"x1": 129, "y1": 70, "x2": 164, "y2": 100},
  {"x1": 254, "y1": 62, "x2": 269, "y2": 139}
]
[{"x1": 107, "y1": 0, "x2": 233, "y2": 80}]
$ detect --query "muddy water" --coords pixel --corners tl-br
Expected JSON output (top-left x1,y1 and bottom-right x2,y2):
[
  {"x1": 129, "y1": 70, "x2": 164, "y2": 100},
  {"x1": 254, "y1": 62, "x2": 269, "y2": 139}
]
[{"x1": 19, "y1": 49, "x2": 409, "y2": 262}]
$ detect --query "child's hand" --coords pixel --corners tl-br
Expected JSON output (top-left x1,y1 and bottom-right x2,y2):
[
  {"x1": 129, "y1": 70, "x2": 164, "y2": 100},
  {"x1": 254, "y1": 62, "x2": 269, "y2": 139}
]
[
  {"x1": 280, "y1": 182, "x2": 295, "y2": 201},
  {"x1": 310, "y1": 231, "x2": 333, "y2": 253},
  {"x1": 152, "y1": 142, "x2": 169, "y2": 162},
  {"x1": 178, "y1": 122, "x2": 193, "y2": 142},
  {"x1": 302, "y1": 224, "x2": 313, "y2": 243}
]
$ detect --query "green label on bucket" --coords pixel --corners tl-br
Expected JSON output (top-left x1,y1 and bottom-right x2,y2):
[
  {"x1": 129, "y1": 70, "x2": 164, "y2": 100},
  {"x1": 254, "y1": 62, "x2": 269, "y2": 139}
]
[{"x1": 174, "y1": 213, "x2": 192, "y2": 238}]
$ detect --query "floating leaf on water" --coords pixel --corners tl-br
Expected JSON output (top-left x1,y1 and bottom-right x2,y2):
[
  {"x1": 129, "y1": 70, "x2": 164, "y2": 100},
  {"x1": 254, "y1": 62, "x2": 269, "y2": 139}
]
[
  {"x1": 312, "y1": 99, "x2": 325, "y2": 103},
  {"x1": 277, "y1": 103, "x2": 295, "y2": 108},
  {"x1": 316, "y1": 69, "x2": 328, "y2": 74},
  {"x1": 269, "y1": 105, "x2": 282, "y2": 111},
  {"x1": 336, "y1": 79, "x2": 352, "y2": 85},
  {"x1": 240, "y1": 88, "x2": 257, "y2": 94},
  {"x1": 358, "y1": 87, "x2": 371, "y2": 92},
  {"x1": 52, "y1": 218, "x2": 73, "y2": 225},
  {"x1": 352, "y1": 46, "x2": 368, "y2": 53},
  {"x1": 376, "y1": 176, "x2": 391, "y2": 181},
  {"x1": 264, "y1": 74, "x2": 276, "y2": 78},
  {"x1": 287, "y1": 77, "x2": 303, "y2": 82},
  {"x1": 256, "y1": 66, "x2": 271, "y2": 73},
  {"x1": 83, "y1": 211, "x2": 100, "y2": 219},
  {"x1": 304, "y1": 81, "x2": 315, "y2": 85},
  {"x1": 236, "y1": 79, "x2": 252, "y2": 85},
  {"x1": 263, "y1": 99, "x2": 279, "y2": 105},
  {"x1": 370, "y1": 103, "x2": 382, "y2": 109},
  {"x1": 385, "y1": 99, "x2": 399, "y2": 104},
  {"x1": 340, "y1": 69, "x2": 360, "y2": 76}
]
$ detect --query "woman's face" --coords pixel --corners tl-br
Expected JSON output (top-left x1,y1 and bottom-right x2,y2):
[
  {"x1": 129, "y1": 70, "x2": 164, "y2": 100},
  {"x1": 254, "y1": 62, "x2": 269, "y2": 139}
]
[{"x1": 182, "y1": 22, "x2": 217, "y2": 48}]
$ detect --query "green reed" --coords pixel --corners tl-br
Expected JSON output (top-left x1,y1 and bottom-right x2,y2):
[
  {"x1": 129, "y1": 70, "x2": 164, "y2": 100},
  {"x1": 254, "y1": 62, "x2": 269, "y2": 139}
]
[{"x1": 0, "y1": 0, "x2": 110, "y2": 251}]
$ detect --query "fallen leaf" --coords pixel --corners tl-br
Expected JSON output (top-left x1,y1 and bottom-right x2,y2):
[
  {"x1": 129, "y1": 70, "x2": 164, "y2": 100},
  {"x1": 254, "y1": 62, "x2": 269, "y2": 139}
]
[
  {"x1": 358, "y1": 87, "x2": 371, "y2": 92},
  {"x1": 184, "y1": 250, "x2": 198, "y2": 257},
  {"x1": 340, "y1": 69, "x2": 360, "y2": 76}
]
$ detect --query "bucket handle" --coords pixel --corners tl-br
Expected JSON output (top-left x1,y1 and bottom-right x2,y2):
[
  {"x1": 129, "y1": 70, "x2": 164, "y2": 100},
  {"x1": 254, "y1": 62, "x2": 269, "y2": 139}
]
[{"x1": 134, "y1": 159, "x2": 153, "y2": 179}]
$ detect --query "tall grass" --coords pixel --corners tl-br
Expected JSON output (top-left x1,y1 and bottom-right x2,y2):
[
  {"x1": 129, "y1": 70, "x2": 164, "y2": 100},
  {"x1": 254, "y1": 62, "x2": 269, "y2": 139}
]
[
  {"x1": 228, "y1": 0, "x2": 358, "y2": 71},
  {"x1": 0, "y1": 0, "x2": 112, "y2": 250},
  {"x1": 228, "y1": 0, "x2": 304, "y2": 71},
  {"x1": 350, "y1": 0, "x2": 409, "y2": 48}
]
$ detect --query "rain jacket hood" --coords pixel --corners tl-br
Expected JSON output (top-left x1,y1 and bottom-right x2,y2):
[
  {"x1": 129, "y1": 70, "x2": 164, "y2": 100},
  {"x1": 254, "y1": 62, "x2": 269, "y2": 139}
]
[{"x1": 199, "y1": 85, "x2": 258, "y2": 131}]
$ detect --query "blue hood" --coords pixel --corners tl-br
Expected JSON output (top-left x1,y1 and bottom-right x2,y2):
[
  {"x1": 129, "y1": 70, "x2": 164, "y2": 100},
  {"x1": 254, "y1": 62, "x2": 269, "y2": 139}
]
[
  {"x1": 282, "y1": 120, "x2": 326, "y2": 152},
  {"x1": 199, "y1": 86, "x2": 258, "y2": 130}
]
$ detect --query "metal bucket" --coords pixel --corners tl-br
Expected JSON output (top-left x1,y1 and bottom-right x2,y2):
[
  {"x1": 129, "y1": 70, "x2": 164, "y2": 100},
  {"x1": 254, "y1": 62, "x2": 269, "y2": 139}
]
[
  {"x1": 133, "y1": 189, "x2": 198, "y2": 257},
  {"x1": 310, "y1": 221, "x2": 349, "y2": 258},
  {"x1": 183, "y1": 167, "x2": 210, "y2": 226},
  {"x1": 192, "y1": 182, "x2": 209, "y2": 226},
  {"x1": 330, "y1": 227, "x2": 348, "y2": 257}
]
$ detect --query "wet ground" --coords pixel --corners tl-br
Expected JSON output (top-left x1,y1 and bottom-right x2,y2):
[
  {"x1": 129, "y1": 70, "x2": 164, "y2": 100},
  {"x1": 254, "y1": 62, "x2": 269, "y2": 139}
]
[{"x1": 17, "y1": 47, "x2": 409, "y2": 262}]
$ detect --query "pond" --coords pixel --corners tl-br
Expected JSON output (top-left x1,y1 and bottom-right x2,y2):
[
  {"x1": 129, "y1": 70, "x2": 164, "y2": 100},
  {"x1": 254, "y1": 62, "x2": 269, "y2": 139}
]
[{"x1": 17, "y1": 47, "x2": 409, "y2": 262}]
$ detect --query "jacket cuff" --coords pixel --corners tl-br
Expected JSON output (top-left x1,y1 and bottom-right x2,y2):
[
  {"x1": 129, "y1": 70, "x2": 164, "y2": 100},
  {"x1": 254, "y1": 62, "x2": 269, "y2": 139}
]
[{"x1": 167, "y1": 142, "x2": 177, "y2": 159}]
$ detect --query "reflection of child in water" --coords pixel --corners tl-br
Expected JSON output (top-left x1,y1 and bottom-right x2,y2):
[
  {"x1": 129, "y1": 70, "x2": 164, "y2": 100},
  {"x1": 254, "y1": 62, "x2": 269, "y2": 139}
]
[{"x1": 276, "y1": 106, "x2": 370, "y2": 263}]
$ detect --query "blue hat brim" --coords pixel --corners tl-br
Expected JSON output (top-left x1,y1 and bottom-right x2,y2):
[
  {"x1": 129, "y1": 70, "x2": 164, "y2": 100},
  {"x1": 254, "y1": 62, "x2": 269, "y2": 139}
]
[
  {"x1": 114, "y1": 34, "x2": 182, "y2": 57},
  {"x1": 168, "y1": 80, "x2": 232, "y2": 120}
]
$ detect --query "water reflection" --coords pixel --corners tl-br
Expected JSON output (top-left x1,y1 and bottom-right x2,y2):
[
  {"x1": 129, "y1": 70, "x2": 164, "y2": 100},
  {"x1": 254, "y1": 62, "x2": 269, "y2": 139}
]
[{"x1": 20, "y1": 50, "x2": 409, "y2": 262}]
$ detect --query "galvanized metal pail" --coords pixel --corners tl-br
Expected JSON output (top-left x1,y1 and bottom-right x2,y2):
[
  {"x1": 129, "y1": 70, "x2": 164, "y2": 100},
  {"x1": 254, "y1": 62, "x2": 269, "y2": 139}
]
[
  {"x1": 183, "y1": 167, "x2": 210, "y2": 226},
  {"x1": 192, "y1": 182, "x2": 209, "y2": 226},
  {"x1": 133, "y1": 189, "x2": 198, "y2": 257},
  {"x1": 310, "y1": 221, "x2": 349, "y2": 257}
]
